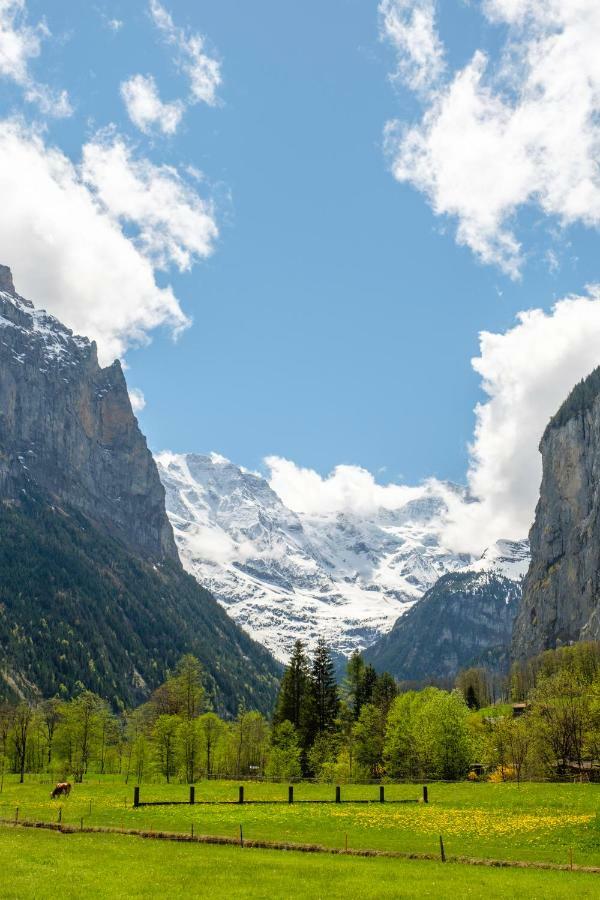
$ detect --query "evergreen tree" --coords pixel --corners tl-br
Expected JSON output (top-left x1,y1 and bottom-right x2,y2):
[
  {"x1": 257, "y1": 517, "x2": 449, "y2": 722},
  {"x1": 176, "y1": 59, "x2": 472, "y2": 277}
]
[
  {"x1": 273, "y1": 640, "x2": 311, "y2": 732},
  {"x1": 362, "y1": 664, "x2": 378, "y2": 706},
  {"x1": 310, "y1": 638, "x2": 339, "y2": 734},
  {"x1": 345, "y1": 651, "x2": 366, "y2": 720}
]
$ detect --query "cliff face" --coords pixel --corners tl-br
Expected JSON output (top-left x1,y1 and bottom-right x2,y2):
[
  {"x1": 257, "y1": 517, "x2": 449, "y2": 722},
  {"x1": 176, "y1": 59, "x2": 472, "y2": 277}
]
[
  {"x1": 0, "y1": 266, "x2": 281, "y2": 711},
  {"x1": 0, "y1": 266, "x2": 176, "y2": 561},
  {"x1": 512, "y1": 367, "x2": 600, "y2": 659}
]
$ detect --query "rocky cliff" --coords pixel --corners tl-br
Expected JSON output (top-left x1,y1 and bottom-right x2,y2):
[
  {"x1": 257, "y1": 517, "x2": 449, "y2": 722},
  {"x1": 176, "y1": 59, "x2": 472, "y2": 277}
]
[
  {"x1": 0, "y1": 264, "x2": 175, "y2": 561},
  {"x1": 0, "y1": 267, "x2": 281, "y2": 711},
  {"x1": 512, "y1": 367, "x2": 600, "y2": 659},
  {"x1": 365, "y1": 540, "x2": 529, "y2": 682}
]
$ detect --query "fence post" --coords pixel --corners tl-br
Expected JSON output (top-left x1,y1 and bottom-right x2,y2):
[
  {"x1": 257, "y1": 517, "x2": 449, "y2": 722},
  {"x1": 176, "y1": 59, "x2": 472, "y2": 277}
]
[
  {"x1": 58, "y1": 807, "x2": 62, "y2": 824},
  {"x1": 439, "y1": 834, "x2": 446, "y2": 863},
  {"x1": 189, "y1": 785, "x2": 195, "y2": 805},
  {"x1": 133, "y1": 786, "x2": 140, "y2": 808},
  {"x1": 380, "y1": 785, "x2": 385, "y2": 803},
  {"x1": 335, "y1": 786, "x2": 341, "y2": 803},
  {"x1": 423, "y1": 785, "x2": 428, "y2": 804},
  {"x1": 288, "y1": 785, "x2": 294, "y2": 804},
  {"x1": 238, "y1": 785, "x2": 244, "y2": 804}
]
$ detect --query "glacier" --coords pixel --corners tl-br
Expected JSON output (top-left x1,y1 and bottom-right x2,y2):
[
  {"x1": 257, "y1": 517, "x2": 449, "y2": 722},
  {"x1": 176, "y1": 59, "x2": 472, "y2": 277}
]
[{"x1": 156, "y1": 451, "x2": 478, "y2": 661}]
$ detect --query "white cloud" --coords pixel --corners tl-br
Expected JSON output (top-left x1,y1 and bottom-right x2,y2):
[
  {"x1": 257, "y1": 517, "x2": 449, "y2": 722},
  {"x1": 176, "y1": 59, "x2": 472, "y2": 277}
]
[
  {"x1": 128, "y1": 388, "x2": 146, "y2": 413},
  {"x1": 441, "y1": 287, "x2": 600, "y2": 553},
  {"x1": 267, "y1": 287, "x2": 600, "y2": 554},
  {"x1": 0, "y1": 119, "x2": 213, "y2": 363},
  {"x1": 381, "y1": 0, "x2": 600, "y2": 275},
  {"x1": 121, "y1": 74, "x2": 184, "y2": 135},
  {"x1": 81, "y1": 133, "x2": 218, "y2": 272},
  {"x1": 379, "y1": 0, "x2": 445, "y2": 94},
  {"x1": 106, "y1": 18, "x2": 123, "y2": 32},
  {"x1": 0, "y1": 0, "x2": 71, "y2": 117},
  {"x1": 149, "y1": 0, "x2": 221, "y2": 107},
  {"x1": 265, "y1": 456, "x2": 427, "y2": 517}
]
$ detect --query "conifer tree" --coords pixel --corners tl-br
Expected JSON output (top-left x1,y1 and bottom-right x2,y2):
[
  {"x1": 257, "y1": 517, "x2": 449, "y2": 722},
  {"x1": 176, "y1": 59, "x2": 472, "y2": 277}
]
[
  {"x1": 345, "y1": 650, "x2": 366, "y2": 720},
  {"x1": 273, "y1": 640, "x2": 310, "y2": 732},
  {"x1": 362, "y1": 663, "x2": 378, "y2": 706},
  {"x1": 310, "y1": 638, "x2": 339, "y2": 734}
]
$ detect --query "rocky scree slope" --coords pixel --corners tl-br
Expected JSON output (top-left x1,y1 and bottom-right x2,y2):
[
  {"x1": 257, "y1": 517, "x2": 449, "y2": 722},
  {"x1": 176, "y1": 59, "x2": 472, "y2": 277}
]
[
  {"x1": 157, "y1": 452, "x2": 472, "y2": 661},
  {"x1": 513, "y1": 366, "x2": 600, "y2": 660},
  {"x1": 365, "y1": 540, "x2": 529, "y2": 682},
  {"x1": 0, "y1": 267, "x2": 280, "y2": 712}
]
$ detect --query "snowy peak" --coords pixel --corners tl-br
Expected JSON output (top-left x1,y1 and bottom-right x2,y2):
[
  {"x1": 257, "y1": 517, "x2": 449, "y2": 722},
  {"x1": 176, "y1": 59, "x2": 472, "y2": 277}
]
[
  {"x1": 157, "y1": 452, "x2": 472, "y2": 661},
  {"x1": 0, "y1": 267, "x2": 92, "y2": 372},
  {"x1": 462, "y1": 538, "x2": 530, "y2": 581}
]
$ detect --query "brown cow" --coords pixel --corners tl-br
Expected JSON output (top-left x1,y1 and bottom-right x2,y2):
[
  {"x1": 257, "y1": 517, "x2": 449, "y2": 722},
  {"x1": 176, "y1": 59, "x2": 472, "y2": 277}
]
[{"x1": 50, "y1": 782, "x2": 72, "y2": 799}]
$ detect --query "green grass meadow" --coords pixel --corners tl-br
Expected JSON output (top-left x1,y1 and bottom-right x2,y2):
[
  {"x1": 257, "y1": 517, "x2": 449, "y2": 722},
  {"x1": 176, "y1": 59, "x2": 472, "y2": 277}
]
[
  {"x1": 2, "y1": 828, "x2": 599, "y2": 899},
  {"x1": 2, "y1": 777, "x2": 600, "y2": 897}
]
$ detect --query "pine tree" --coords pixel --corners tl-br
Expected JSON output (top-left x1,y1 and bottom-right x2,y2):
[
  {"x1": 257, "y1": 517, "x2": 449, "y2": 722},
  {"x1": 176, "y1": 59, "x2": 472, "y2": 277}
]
[
  {"x1": 273, "y1": 640, "x2": 310, "y2": 731},
  {"x1": 362, "y1": 664, "x2": 378, "y2": 706},
  {"x1": 310, "y1": 638, "x2": 339, "y2": 734},
  {"x1": 345, "y1": 650, "x2": 366, "y2": 720}
]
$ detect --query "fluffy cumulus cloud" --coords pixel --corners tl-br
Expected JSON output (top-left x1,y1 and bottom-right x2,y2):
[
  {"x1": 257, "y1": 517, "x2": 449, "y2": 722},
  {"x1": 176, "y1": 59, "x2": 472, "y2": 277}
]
[
  {"x1": 121, "y1": 74, "x2": 184, "y2": 135},
  {"x1": 441, "y1": 287, "x2": 600, "y2": 552},
  {"x1": 0, "y1": 120, "x2": 221, "y2": 363},
  {"x1": 268, "y1": 287, "x2": 600, "y2": 553},
  {"x1": 381, "y1": 0, "x2": 600, "y2": 276},
  {"x1": 265, "y1": 456, "x2": 427, "y2": 517},
  {"x1": 81, "y1": 134, "x2": 218, "y2": 272},
  {"x1": 0, "y1": 0, "x2": 71, "y2": 116},
  {"x1": 149, "y1": 0, "x2": 221, "y2": 106}
]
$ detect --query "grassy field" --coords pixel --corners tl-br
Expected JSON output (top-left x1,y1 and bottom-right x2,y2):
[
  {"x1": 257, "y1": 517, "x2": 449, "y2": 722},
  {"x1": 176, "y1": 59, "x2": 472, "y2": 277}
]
[
  {"x1": 2, "y1": 827, "x2": 600, "y2": 899},
  {"x1": 1, "y1": 776, "x2": 600, "y2": 896},
  {"x1": 1, "y1": 777, "x2": 599, "y2": 867}
]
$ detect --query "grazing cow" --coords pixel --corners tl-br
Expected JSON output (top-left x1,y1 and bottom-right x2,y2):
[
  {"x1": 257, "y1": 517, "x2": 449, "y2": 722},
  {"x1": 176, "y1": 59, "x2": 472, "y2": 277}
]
[{"x1": 51, "y1": 782, "x2": 72, "y2": 799}]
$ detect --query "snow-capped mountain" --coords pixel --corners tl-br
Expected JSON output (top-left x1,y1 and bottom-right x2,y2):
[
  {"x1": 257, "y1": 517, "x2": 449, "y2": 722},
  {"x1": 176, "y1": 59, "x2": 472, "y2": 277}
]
[
  {"x1": 365, "y1": 538, "x2": 530, "y2": 681},
  {"x1": 156, "y1": 452, "x2": 473, "y2": 661},
  {"x1": 457, "y1": 538, "x2": 530, "y2": 581}
]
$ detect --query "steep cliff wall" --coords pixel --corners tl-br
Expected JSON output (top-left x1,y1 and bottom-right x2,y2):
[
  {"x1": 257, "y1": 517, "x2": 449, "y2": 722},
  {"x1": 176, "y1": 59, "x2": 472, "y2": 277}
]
[
  {"x1": 512, "y1": 367, "x2": 600, "y2": 659},
  {"x1": 0, "y1": 265, "x2": 176, "y2": 561},
  {"x1": 0, "y1": 267, "x2": 281, "y2": 711}
]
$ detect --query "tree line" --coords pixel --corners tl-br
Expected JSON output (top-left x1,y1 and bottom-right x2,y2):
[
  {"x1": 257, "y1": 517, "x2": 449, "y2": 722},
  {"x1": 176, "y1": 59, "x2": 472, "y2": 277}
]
[{"x1": 4, "y1": 641, "x2": 600, "y2": 785}]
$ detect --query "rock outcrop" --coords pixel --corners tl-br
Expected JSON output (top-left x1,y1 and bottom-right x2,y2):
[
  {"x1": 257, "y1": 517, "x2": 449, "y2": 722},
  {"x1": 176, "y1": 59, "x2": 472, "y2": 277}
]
[
  {"x1": 0, "y1": 268, "x2": 175, "y2": 561},
  {"x1": 512, "y1": 367, "x2": 600, "y2": 659}
]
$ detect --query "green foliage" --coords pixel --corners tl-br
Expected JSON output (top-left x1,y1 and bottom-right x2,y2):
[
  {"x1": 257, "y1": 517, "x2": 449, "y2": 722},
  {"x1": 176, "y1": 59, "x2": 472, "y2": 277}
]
[
  {"x1": 309, "y1": 638, "x2": 339, "y2": 736},
  {"x1": 273, "y1": 640, "x2": 311, "y2": 738},
  {"x1": 0, "y1": 492, "x2": 281, "y2": 715},
  {"x1": 265, "y1": 722, "x2": 302, "y2": 780}
]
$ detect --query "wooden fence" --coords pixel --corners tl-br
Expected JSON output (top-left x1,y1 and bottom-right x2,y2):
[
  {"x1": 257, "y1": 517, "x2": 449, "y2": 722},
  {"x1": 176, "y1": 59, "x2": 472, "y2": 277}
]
[{"x1": 133, "y1": 784, "x2": 428, "y2": 807}]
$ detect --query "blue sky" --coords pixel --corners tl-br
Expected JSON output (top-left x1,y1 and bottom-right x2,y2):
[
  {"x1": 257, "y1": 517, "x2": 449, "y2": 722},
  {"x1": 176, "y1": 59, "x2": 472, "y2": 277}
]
[{"x1": 2, "y1": 1, "x2": 600, "y2": 549}]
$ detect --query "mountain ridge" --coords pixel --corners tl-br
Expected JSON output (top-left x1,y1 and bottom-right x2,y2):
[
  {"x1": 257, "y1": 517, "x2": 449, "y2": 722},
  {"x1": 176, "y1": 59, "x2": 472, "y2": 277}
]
[
  {"x1": 157, "y1": 451, "x2": 473, "y2": 661},
  {"x1": 0, "y1": 266, "x2": 281, "y2": 713},
  {"x1": 365, "y1": 539, "x2": 529, "y2": 682}
]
